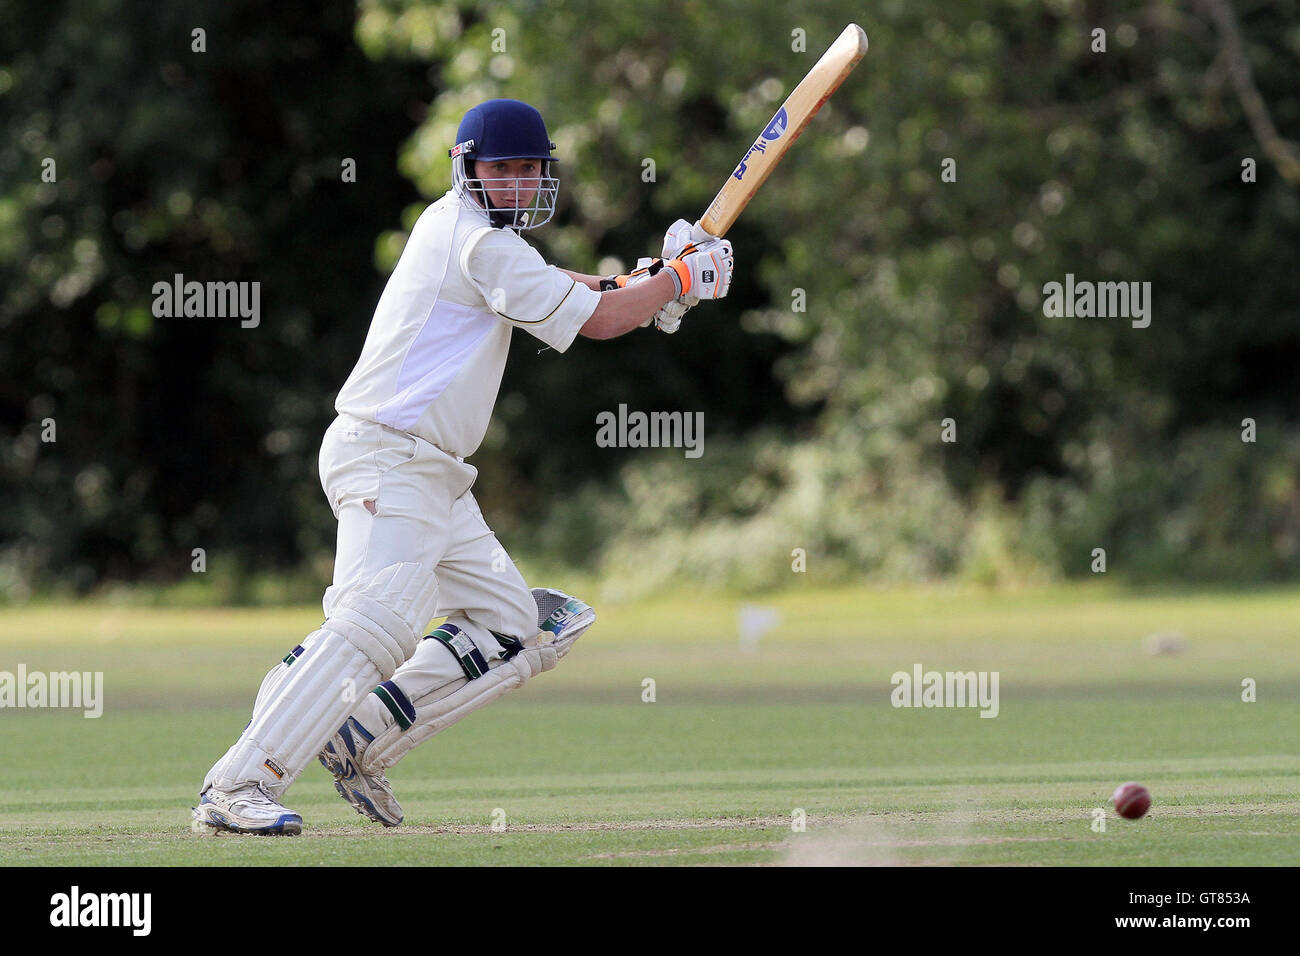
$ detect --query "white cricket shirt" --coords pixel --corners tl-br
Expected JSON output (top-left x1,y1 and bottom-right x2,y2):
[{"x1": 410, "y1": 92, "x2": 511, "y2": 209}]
[{"x1": 334, "y1": 192, "x2": 601, "y2": 458}]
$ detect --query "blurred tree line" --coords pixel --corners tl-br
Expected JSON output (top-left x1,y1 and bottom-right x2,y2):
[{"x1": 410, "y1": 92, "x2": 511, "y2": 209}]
[{"x1": 1, "y1": 0, "x2": 1297, "y2": 600}]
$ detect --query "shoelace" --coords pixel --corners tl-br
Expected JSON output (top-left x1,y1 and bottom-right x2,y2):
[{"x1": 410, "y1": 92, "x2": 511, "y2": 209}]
[{"x1": 245, "y1": 781, "x2": 281, "y2": 808}]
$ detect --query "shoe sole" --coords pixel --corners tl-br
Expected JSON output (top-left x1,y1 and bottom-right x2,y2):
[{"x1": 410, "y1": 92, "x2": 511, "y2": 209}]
[
  {"x1": 334, "y1": 779, "x2": 402, "y2": 827},
  {"x1": 192, "y1": 804, "x2": 303, "y2": 836},
  {"x1": 320, "y1": 752, "x2": 402, "y2": 827}
]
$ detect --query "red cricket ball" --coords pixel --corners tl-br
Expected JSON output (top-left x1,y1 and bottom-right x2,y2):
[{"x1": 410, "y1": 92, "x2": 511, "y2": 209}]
[{"x1": 1111, "y1": 782, "x2": 1152, "y2": 819}]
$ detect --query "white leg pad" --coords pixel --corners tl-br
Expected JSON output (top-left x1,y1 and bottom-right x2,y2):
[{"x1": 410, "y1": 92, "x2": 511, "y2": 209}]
[
  {"x1": 327, "y1": 561, "x2": 441, "y2": 673},
  {"x1": 203, "y1": 563, "x2": 438, "y2": 796},
  {"x1": 362, "y1": 646, "x2": 550, "y2": 772},
  {"x1": 360, "y1": 588, "x2": 595, "y2": 772}
]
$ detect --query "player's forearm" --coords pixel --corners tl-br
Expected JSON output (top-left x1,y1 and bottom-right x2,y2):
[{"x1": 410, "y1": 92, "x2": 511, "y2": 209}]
[
  {"x1": 559, "y1": 269, "x2": 604, "y2": 292},
  {"x1": 578, "y1": 271, "x2": 677, "y2": 340}
]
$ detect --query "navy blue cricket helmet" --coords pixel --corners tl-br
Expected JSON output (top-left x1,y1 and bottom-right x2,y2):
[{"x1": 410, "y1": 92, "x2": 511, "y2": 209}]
[{"x1": 450, "y1": 99, "x2": 559, "y2": 230}]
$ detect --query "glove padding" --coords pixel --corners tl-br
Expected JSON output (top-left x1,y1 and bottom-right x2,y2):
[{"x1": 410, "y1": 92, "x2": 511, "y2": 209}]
[
  {"x1": 661, "y1": 218, "x2": 694, "y2": 260},
  {"x1": 661, "y1": 218, "x2": 716, "y2": 259},
  {"x1": 661, "y1": 218, "x2": 720, "y2": 308},
  {"x1": 664, "y1": 237, "x2": 733, "y2": 300},
  {"x1": 652, "y1": 297, "x2": 690, "y2": 334}
]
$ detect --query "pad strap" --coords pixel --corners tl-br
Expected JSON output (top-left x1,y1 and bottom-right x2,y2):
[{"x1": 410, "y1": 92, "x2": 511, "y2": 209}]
[
  {"x1": 426, "y1": 623, "x2": 490, "y2": 680},
  {"x1": 491, "y1": 630, "x2": 525, "y2": 661}
]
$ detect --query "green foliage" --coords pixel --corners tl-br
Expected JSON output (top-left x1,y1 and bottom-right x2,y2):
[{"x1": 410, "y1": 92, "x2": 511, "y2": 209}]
[
  {"x1": 0, "y1": 2, "x2": 442, "y2": 594},
  {"x1": 345, "y1": 0, "x2": 1300, "y2": 590},
  {"x1": 1, "y1": 0, "x2": 1297, "y2": 596}
]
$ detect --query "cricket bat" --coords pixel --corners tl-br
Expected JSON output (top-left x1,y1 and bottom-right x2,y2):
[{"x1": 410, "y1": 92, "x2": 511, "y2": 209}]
[{"x1": 699, "y1": 23, "x2": 868, "y2": 238}]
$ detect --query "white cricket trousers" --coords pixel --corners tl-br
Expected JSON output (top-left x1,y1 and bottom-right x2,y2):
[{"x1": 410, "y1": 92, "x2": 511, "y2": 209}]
[{"x1": 318, "y1": 413, "x2": 539, "y2": 709}]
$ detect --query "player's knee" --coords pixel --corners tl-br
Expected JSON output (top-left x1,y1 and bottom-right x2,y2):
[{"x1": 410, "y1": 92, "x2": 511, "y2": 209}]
[
  {"x1": 475, "y1": 581, "x2": 543, "y2": 642},
  {"x1": 504, "y1": 592, "x2": 542, "y2": 640},
  {"x1": 327, "y1": 563, "x2": 439, "y2": 675}
]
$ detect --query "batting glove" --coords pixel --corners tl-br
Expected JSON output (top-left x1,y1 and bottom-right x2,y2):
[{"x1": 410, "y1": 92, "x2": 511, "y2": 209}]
[
  {"x1": 664, "y1": 237, "x2": 733, "y2": 300},
  {"x1": 661, "y1": 218, "x2": 720, "y2": 308},
  {"x1": 652, "y1": 297, "x2": 690, "y2": 334}
]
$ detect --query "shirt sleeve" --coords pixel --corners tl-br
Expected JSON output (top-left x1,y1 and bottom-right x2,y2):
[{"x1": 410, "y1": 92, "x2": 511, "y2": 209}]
[{"x1": 459, "y1": 227, "x2": 601, "y2": 352}]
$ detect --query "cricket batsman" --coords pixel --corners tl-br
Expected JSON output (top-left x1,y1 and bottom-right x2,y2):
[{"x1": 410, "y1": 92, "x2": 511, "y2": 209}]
[{"x1": 193, "y1": 99, "x2": 734, "y2": 833}]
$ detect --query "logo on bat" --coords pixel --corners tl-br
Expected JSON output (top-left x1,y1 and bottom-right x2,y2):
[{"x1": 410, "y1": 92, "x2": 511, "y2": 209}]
[
  {"x1": 763, "y1": 108, "x2": 788, "y2": 141},
  {"x1": 732, "y1": 108, "x2": 789, "y2": 181}
]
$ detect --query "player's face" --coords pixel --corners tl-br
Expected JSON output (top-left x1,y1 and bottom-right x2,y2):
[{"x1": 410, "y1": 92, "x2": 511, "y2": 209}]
[{"x1": 473, "y1": 159, "x2": 541, "y2": 210}]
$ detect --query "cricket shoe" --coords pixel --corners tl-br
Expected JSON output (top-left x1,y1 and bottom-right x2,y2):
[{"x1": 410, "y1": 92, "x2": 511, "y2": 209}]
[
  {"x1": 192, "y1": 781, "x2": 303, "y2": 835},
  {"x1": 319, "y1": 717, "x2": 403, "y2": 827}
]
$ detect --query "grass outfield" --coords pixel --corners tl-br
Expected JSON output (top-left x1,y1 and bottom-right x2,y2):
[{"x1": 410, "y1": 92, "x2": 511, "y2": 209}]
[{"x1": 1, "y1": 583, "x2": 1297, "y2": 865}]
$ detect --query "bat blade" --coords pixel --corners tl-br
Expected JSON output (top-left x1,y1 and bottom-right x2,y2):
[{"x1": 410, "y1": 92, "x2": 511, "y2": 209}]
[{"x1": 700, "y1": 23, "x2": 868, "y2": 238}]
